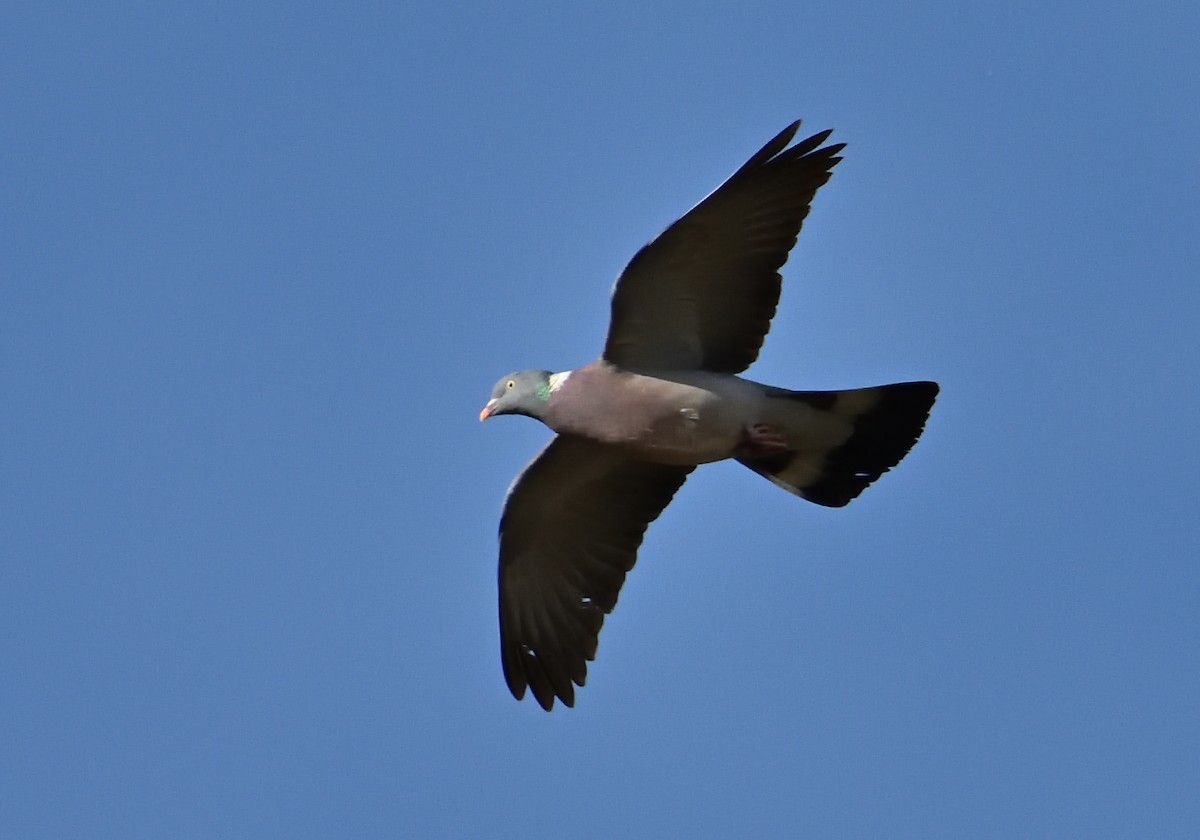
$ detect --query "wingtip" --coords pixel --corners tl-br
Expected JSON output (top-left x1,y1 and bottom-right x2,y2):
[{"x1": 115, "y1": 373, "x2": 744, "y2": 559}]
[
  {"x1": 731, "y1": 121, "x2": 843, "y2": 180},
  {"x1": 771, "y1": 119, "x2": 803, "y2": 151},
  {"x1": 504, "y1": 646, "x2": 577, "y2": 711},
  {"x1": 732, "y1": 120, "x2": 803, "y2": 178},
  {"x1": 525, "y1": 682, "x2": 572, "y2": 711}
]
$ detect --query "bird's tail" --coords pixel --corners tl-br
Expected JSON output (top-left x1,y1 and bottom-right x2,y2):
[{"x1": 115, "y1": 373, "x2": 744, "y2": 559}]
[{"x1": 738, "y1": 381, "x2": 939, "y2": 507}]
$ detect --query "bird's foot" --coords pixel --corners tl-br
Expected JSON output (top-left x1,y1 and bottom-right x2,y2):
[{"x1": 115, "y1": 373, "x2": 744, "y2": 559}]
[{"x1": 740, "y1": 424, "x2": 789, "y2": 458}]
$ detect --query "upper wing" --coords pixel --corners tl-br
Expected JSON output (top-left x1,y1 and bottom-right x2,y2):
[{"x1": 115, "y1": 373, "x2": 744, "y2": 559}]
[
  {"x1": 497, "y1": 435, "x2": 693, "y2": 710},
  {"x1": 603, "y1": 121, "x2": 844, "y2": 373}
]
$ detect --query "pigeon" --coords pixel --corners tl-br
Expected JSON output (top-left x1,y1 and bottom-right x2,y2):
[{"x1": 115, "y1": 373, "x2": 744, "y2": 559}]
[{"x1": 480, "y1": 120, "x2": 938, "y2": 710}]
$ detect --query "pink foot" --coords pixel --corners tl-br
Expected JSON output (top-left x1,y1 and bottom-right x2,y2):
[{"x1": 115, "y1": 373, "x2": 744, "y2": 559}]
[{"x1": 742, "y1": 423, "x2": 789, "y2": 457}]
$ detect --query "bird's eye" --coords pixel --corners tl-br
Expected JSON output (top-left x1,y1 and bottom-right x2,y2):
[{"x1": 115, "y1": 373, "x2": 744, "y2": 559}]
[{"x1": 506, "y1": 380, "x2": 515, "y2": 389}]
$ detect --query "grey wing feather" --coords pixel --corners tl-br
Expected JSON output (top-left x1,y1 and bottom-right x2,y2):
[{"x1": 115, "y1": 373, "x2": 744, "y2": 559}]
[
  {"x1": 498, "y1": 435, "x2": 693, "y2": 710},
  {"x1": 603, "y1": 121, "x2": 844, "y2": 373}
]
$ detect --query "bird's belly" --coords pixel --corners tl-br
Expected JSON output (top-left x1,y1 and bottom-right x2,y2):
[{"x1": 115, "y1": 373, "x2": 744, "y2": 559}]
[{"x1": 619, "y1": 397, "x2": 744, "y2": 466}]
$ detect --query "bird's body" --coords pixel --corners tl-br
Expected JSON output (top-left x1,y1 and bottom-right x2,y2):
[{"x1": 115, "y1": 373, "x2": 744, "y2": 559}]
[
  {"x1": 480, "y1": 120, "x2": 940, "y2": 710},
  {"x1": 544, "y1": 363, "x2": 758, "y2": 466}
]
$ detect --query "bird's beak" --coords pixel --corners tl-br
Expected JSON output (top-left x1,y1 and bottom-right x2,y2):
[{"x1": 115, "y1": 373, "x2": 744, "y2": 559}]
[{"x1": 479, "y1": 400, "x2": 497, "y2": 421}]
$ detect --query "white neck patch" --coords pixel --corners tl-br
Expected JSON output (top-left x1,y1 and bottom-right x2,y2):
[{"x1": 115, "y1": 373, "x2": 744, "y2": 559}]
[{"x1": 548, "y1": 371, "x2": 571, "y2": 392}]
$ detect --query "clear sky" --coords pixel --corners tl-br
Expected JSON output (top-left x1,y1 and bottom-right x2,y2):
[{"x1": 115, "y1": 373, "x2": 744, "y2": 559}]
[{"x1": 4, "y1": 2, "x2": 1198, "y2": 838}]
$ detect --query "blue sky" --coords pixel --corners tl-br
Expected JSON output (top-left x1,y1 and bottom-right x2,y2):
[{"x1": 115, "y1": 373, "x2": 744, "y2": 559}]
[{"x1": 3, "y1": 2, "x2": 1198, "y2": 837}]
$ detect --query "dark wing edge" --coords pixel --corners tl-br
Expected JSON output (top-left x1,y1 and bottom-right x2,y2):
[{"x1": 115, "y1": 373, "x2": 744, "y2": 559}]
[
  {"x1": 497, "y1": 436, "x2": 693, "y2": 711},
  {"x1": 603, "y1": 120, "x2": 846, "y2": 373}
]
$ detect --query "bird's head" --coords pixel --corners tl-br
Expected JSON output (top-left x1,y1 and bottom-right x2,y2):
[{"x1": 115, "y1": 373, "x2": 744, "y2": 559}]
[{"x1": 479, "y1": 370, "x2": 554, "y2": 421}]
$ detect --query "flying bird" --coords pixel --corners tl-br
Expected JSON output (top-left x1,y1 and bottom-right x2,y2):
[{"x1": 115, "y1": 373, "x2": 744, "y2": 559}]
[{"x1": 480, "y1": 120, "x2": 938, "y2": 710}]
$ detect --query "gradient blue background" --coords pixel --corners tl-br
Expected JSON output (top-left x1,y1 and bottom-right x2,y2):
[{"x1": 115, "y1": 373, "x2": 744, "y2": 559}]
[{"x1": 4, "y1": 3, "x2": 1198, "y2": 837}]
